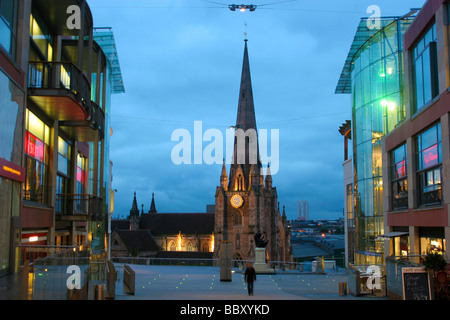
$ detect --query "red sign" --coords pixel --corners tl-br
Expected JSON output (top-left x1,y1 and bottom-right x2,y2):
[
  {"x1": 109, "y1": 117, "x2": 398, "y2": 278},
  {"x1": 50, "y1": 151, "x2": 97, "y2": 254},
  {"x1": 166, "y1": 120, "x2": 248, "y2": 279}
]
[
  {"x1": 423, "y1": 145, "x2": 439, "y2": 169},
  {"x1": 395, "y1": 160, "x2": 406, "y2": 179},
  {"x1": 0, "y1": 158, "x2": 25, "y2": 182},
  {"x1": 25, "y1": 131, "x2": 45, "y2": 162}
]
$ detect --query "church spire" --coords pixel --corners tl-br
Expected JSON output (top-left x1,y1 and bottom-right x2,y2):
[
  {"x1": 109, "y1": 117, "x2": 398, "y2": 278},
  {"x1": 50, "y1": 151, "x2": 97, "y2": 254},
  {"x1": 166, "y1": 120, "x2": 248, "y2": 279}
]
[
  {"x1": 230, "y1": 39, "x2": 261, "y2": 189},
  {"x1": 130, "y1": 192, "x2": 139, "y2": 218},
  {"x1": 149, "y1": 192, "x2": 157, "y2": 213},
  {"x1": 235, "y1": 39, "x2": 257, "y2": 132}
]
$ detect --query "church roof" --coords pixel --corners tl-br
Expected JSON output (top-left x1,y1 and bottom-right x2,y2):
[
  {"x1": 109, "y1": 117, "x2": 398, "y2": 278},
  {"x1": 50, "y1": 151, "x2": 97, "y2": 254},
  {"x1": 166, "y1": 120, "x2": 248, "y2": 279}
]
[
  {"x1": 111, "y1": 219, "x2": 130, "y2": 230},
  {"x1": 139, "y1": 213, "x2": 214, "y2": 235},
  {"x1": 116, "y1": 229, "x2": 160, "y2": 252}
]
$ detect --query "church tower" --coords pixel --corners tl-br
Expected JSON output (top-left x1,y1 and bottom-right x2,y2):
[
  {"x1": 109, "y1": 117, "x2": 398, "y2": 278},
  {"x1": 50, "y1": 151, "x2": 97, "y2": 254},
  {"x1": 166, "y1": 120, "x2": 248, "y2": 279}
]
[{"x1": 214, "y1": 40, "x2": 293, "y2": 264}]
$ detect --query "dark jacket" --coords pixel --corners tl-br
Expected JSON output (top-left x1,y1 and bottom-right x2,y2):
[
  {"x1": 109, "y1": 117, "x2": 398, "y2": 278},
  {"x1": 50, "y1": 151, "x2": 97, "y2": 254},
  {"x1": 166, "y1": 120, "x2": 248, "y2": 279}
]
[{"x1": 244, "y1": 267, "x2": 256, "y2": 283}]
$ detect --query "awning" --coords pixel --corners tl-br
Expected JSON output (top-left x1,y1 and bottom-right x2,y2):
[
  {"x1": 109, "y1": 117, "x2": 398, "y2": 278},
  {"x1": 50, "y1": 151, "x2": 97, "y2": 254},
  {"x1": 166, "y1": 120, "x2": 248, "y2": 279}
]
[{"x1": 375, "y1": 232, "x2": 409, "y2": 240}]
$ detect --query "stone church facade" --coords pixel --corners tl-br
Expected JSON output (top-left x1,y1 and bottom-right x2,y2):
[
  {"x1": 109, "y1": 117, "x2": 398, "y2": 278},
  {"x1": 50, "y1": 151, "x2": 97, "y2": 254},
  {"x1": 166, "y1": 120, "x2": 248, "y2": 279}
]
[{"x1": 213, "y1": 40, "x2": 293, "y2": 265}]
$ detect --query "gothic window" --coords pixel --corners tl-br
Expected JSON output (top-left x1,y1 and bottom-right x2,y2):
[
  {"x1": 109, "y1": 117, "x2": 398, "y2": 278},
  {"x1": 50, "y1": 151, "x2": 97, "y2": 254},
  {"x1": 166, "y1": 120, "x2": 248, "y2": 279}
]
[
  {"x1": 236, "y1": 233, "x2": 240, "y2": 249},
  {"x1": 168, "y1": 241, "x2": 177, "y2": 251},
  {"x1": 201, "y1": 242, "x2": 209, "y2": 252},
  {"x1": 236, "y1": 174, "x2": 244, "y2": 191},
  {"x1": 233, "y1": 212, "x2": 242, "y2": 225},
  {"x1": 186, "y1": 241, "x2": 193, "y2": 252}
]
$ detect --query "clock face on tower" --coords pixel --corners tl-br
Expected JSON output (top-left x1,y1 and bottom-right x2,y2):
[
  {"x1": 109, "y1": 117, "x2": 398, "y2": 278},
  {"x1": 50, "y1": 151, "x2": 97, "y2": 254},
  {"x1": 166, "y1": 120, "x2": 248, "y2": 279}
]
[{"x1": 230, "y1": 194, "x2": 244, "y2": 208}]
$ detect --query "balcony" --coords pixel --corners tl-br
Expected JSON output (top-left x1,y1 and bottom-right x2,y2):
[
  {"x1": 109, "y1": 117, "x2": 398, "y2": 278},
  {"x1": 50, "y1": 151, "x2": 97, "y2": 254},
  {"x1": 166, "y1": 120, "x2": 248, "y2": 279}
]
[
  {"x1": 28, "y1": 61, "x2": 104, "y2": 141},
  {"x1": 56, "y1": 194, "x2": 103, "y2": 221}
]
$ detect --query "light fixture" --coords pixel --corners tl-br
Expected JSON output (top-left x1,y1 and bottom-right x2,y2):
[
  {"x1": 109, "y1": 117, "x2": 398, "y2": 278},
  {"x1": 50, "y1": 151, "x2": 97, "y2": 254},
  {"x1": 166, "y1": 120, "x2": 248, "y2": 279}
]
[{"x1": 29, "y1": 236, "x2": 39, "y2": 242}]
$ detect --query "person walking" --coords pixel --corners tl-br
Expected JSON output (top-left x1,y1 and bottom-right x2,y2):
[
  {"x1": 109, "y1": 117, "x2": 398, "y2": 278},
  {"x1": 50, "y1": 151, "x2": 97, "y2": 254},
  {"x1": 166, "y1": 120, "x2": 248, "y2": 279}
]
[{"x1": 244, "y1": 262, "x2": 256, "y2": 296}]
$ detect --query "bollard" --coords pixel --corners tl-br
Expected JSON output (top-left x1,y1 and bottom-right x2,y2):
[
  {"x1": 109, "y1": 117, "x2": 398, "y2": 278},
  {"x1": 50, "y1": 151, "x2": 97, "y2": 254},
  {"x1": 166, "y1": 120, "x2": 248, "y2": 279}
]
[
  {"x1": 94, "y1": 284, "x2": 105, "y2": 300},
  {"x1": 339, "y1": 282, "x2": 347, "y2": 296}
]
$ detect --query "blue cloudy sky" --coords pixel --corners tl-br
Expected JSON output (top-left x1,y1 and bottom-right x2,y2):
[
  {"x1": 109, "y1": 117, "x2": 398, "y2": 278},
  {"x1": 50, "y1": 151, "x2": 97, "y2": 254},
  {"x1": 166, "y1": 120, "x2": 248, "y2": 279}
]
[{"x1": 88, "y1": 0, "x2": 425, "y2": 220}]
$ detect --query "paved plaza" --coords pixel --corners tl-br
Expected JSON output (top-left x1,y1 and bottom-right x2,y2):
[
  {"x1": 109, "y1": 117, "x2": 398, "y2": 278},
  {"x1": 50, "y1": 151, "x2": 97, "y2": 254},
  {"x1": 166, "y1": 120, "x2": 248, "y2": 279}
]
[{"x1": 112, "y1": 264, "x2": 386, "y2": 301}]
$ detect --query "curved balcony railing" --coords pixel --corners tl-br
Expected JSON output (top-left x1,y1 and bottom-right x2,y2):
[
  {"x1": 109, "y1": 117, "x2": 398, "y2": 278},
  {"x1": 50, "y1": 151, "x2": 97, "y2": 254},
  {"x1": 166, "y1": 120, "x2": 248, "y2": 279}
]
[{"x1": 28, "y1": 61, "x2": 91, "y2": 118}]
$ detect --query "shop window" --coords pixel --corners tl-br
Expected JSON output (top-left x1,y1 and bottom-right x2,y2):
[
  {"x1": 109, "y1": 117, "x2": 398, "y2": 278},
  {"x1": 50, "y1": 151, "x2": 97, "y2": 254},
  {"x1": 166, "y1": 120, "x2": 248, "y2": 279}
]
[
  {"x1": 23, "y1": 109, "x2": 50, "y2": 204},
  {"x1": 420, "y1": 237, "x2": 445, "y2": 255},
  {"x1": 416, "y1": 123, "x2": 442, "y2": 206},
  {"x1": 413, "y1": 23, "x2": 439, "y2": 112},
  {"x1": 390, "y1": 144, "x2": 408, "y2": 210}
]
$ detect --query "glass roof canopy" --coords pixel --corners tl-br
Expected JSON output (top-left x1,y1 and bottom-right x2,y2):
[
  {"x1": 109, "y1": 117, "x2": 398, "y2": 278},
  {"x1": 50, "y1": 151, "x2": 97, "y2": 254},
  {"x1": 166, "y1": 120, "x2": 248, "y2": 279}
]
[
  {"x1": 335, "y1": 13, "x2": 417, "y2": 95},
  {"x1": 93, "y1": 28, "x2": 125, "y2": 94}
]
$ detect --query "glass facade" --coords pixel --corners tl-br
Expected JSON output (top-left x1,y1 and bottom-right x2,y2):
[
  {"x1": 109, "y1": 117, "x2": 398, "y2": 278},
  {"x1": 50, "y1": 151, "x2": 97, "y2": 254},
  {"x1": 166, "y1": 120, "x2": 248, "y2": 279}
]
[
  {"x1": 350, "y1": 19, "x2": 413, "y2": 264},
  {"x1": 0, "y1": 69, "x2": 24, "y2": 276}
]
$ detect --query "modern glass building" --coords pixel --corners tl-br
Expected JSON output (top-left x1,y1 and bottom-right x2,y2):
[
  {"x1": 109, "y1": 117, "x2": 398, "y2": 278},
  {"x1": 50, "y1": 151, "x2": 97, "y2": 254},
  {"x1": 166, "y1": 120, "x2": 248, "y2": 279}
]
[{"x1": 336, "y1": 14, "x2": 416, "y2": 265}]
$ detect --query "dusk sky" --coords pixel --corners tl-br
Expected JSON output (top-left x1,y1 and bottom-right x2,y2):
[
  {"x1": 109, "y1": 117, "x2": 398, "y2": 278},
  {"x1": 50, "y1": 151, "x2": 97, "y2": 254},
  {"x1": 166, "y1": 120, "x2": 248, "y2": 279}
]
[{"x1": 89, "y1": 0, "x2": 425, "y2": 221}]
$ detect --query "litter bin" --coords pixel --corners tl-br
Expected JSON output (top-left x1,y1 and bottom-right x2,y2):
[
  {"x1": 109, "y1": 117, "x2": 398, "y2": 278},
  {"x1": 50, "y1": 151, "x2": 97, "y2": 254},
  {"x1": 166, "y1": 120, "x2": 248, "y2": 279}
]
[
  {"x1": 339, "y1": 282, "x2": 347, "y2": 296},
  {"x1": 94, "y1": 284, "x2": 105, "y2": 300}
]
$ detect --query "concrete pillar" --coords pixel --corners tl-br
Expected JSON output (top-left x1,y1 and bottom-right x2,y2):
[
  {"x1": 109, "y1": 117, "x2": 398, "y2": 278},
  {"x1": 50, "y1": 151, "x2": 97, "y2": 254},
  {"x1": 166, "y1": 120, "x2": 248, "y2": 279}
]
[{"x1": 219, "y1": 241, "x2": 232, "y2": 282}]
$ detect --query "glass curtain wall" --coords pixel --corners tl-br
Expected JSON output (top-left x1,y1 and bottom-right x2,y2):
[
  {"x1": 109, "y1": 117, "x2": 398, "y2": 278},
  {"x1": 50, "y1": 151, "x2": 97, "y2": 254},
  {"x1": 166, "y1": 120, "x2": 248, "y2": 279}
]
[
  {"x1": 351, "y1": 19, "x2": 413, "y2": 265},
  {"x1": 0, "y1": 69, "x2": 24, "y2": 275}
]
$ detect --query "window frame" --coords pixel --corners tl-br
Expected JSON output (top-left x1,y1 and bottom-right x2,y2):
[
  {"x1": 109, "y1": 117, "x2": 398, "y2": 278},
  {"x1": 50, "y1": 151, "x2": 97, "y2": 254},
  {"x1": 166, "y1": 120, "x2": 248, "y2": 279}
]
[
  {"x1": 412, "y1": 22, "x2": 439, "y2": 113},
  {"x1": 415, "y1": 123, "x2": 442, "y2": 207},
  {"x1": 390, "y1": 143, "x2": 408, "y2": 211}
]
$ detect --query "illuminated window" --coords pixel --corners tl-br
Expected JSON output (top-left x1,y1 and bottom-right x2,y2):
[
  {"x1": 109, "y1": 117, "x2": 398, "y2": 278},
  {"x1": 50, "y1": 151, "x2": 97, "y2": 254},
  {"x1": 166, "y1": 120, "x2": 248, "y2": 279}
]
[
  {"x1": 236, "y1": 174, "x2": 244, "y2": 191},
  {"x1": 23, "y1": 109, "x2": 50, "y2": 204},
  {"x1": 390, "y1": 144, "x2": 408, "y2": 210},
  {"x1": 416, "y1": 123, "x2": 442, "y2": 206},
  {"x1": 56, "y1": 137, "x2": 71, "y2": 214},
  {"x1": 186, "y1": 241, "x2": 193, "y2": 252},
  {"x1": 168, "y1": 241, "x2": 177, "y2": 251}
]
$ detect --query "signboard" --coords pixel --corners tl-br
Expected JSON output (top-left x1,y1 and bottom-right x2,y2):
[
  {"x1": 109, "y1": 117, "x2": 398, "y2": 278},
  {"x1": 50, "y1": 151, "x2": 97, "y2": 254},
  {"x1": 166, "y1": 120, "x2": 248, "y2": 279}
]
[
  {"x1": 0, "y1": 157, "x2": 25, "y2": 182},
  {"x1": 402, "y1": 267, "x2": 431, "y2": 300}
]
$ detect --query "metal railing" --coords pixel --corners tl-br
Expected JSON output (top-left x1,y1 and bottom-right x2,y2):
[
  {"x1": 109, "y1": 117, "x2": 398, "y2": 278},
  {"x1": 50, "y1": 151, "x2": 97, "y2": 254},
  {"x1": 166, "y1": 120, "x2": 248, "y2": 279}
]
[
  {"x1": 385, "y1": 255, "x2": 426, "y2": 298},
  {"x1": 28, "y1": 61, "x2": 91, "y2": 110},
  {"x1": 27, "y1": 61, "x2": 104, "y2": 137},
  {"x1": 56, "y1": 194, "x2": 103, "y2": 220}
]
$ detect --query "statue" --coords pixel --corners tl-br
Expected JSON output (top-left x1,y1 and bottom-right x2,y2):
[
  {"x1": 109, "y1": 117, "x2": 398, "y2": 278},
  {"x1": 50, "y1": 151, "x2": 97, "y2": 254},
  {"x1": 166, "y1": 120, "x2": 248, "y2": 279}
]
[{"x1": 254, "y1": 233, "x2": 268, "y2": 248}]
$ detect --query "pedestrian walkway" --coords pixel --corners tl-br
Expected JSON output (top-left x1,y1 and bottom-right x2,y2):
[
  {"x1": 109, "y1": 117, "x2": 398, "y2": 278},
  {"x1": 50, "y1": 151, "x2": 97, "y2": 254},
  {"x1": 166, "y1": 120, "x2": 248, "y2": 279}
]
[{"x1": 112, "y1": 264, "x2": 387, "y2": 300}]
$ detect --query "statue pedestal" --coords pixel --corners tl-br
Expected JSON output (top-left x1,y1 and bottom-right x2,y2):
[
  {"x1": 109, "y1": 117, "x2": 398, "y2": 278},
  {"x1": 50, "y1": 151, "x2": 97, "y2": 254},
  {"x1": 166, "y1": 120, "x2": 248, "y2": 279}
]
[{"x1": 253, "y1": 247, "x2": 274, "y2": 274}]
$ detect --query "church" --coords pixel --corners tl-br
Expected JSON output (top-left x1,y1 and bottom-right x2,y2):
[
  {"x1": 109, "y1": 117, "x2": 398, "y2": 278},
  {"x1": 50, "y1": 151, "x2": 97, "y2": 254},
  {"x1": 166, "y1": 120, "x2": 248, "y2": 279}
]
[
  {"x1": 213, "y1": 39, "x2": 293, "y2": 265},
  {"x1": 111, "y1": 39, "x2": 293, "y2": 265}
]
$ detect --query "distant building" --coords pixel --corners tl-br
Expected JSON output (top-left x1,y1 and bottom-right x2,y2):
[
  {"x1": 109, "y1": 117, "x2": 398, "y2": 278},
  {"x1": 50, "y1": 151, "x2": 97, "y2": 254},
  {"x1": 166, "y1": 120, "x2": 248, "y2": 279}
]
[
  {"x1": 111, "y1": 192, "x2": 214, "y2": 258},
  {"x1": 297, "y1": 201, "x2": 309, "y2": 221}
]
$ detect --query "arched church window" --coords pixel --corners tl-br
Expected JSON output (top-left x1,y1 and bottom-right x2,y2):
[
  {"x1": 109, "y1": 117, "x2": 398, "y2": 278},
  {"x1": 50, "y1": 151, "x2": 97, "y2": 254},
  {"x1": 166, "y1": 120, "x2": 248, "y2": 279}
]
[
  {"x1": 237, "y1": 174, "x2": 244, "y2": 191},
  {"x1": 186, "y1": 241, "x2": 193, "y2": 252},
  {"x1": 201, "y1": 242, "x2": 209, "y2": 252},
  {"x1": 169, "y1": 241, "x2": 177, "y2": 251}
]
